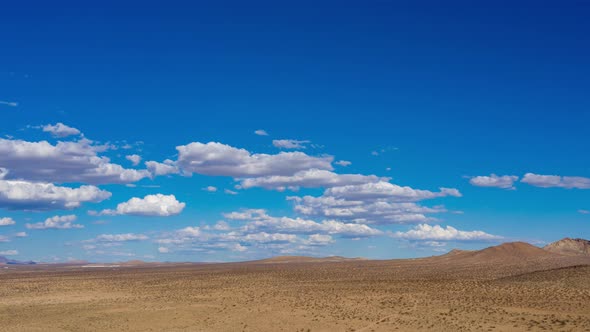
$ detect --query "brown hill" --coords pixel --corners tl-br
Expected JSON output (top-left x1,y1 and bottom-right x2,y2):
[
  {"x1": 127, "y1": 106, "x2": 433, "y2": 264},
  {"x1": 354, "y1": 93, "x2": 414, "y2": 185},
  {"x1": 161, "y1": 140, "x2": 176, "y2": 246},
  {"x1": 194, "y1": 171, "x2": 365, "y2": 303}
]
[
  {"x1": 471, "y1": 241, "x2": 555, "y2": 260},
  {"x1": 423, "y1": 241, "x2": 590, "y2": 278},
  {"x1": 544, "y1": 238, "x2": 590, "y2": 256},
  {"x1": 438, "y1": 248, "x2": 473, "y2": 257},
  {"x1": 435, "y1": 242, "x2": 559, "y2": 266}
]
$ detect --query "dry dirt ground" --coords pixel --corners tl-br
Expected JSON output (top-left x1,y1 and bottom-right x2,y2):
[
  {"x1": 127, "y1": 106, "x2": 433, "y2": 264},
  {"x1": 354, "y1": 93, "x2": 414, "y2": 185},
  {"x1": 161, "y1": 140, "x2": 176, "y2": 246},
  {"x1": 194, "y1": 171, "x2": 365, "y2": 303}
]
[{"x1": 1, "y1": 248, "x2": 590, "y2": 331}]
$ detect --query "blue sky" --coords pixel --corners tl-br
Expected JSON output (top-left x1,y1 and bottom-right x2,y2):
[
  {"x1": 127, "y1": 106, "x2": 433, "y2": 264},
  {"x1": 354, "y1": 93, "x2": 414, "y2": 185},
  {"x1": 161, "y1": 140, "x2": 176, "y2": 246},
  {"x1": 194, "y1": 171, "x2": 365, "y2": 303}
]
[{"x1": 1, "y1": 1, "x2": 589, "y2": 262}]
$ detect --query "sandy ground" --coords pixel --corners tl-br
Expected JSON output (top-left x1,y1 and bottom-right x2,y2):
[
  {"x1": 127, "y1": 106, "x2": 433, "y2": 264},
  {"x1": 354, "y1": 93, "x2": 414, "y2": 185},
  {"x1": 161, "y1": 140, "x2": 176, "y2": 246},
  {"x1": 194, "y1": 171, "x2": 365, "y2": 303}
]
[{"x1": 1, "y1": 252, "x2": 590, "y2": 331}]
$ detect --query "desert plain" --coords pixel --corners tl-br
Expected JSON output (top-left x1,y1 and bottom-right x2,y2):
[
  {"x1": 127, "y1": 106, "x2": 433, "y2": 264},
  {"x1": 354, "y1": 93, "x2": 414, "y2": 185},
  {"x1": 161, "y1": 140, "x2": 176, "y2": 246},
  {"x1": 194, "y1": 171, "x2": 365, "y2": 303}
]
[{"x1": 1, "y1": 241, "x2": 590, "y2": 332}]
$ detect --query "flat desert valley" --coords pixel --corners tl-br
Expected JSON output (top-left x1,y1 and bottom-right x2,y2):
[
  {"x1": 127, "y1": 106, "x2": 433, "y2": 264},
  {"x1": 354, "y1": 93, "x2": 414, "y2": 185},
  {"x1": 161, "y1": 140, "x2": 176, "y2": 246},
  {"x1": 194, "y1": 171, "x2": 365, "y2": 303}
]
[{"x1": 1, "y1": 241, "x2": 590, "y2": 332}]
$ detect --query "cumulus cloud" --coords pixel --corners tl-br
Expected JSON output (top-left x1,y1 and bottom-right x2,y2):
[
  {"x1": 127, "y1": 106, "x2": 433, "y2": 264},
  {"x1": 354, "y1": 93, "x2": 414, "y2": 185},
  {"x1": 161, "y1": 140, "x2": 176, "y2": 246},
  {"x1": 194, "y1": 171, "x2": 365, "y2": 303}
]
[
  {"x1": 277, "y1": 175, "x2": 461, "y2": 226},
  {"x1": 305, "y1": 234, "x2": 334, "y2": 246},
  {"x1": 14, "y1": 232, "x2": 27, "y2": 237},
  {"x1": 254, "y1": 129, "x2": 269, "y2": 136},
  {"x1": 212, "y1": 221, "x2": 230, "y2": 231},
  {"x1": 239, "y1": 169, "x2": 385, "y2": 190},
  {"x1": 0, "y1": 217, "x2": 15, "y2": 226},
  {"x1": 158, "y1": 246, "x2": 170, "y2": 253},
  {"x1": 203, "y1": 186, "x2": 217, "y2": 192},
  {"x1": 0, "y1": 179, "x2": 111, "y2": 210},
  {"x1": 145, "y1": 159, "x2": 179, "y2": 176},
  {"x1": 126, "y1": 154, "x2": 142, "y2": 166},
  {"x1": 324, "y1": 181, "x2": 461, "y2": 202},
  {"x1": 335, "y1": 160, "x2": 351, "y2": 167},
  {"x1": 96, "y1": 194, "x2": 185, "y2": 217},
  {"x1": 243, "y1": 232, "x2": 298, "y2": 243},
  {"x1": 26, "y1": 215, "x2": 83, "y2": 230},
  {"x1": 154, "y1": 222, "x2": 338, "y2": 256},
  {"x1": 290, "y1": 196, "x2": 444, "y2": 224},
  {"x1": 94, "y1": 233, "x2": 149, "y2": 242},
  {"x1": 0, "y1": 138, "x2": 151, "y2": 184},
  {"x1": 390, "y1": 224, "x2": 502, "y2": 241},
  {"x1": 155, "y1": 227, "x2": 210, "y2": 245},
  {"x1": 272, "y1": 139, "x2": 310, "y2": 149},
  {"x1": 156, "y1": 228, "x2": 249, "y2": 252},
  {"x1": 521, "y1": 173, "x2": 590, "y2": 189},
  {"x1": 469, "y1": 174, "x2": 518, "y2": 189},
  {"x1": 42, "y1": 123, "x2": 81, "y2": 138},
  {"x1": 226, "y1": 209, "x2": 382, "y2": 237},
  {"x1": 176, "y1": 142, "x2": 333, "y2": 178},
  {"x1": 0, "y1": 250, "x2": 18, "y2": 255},
  {"x1": 224, "y1": 189, "x2": 238, "y2": 195}
]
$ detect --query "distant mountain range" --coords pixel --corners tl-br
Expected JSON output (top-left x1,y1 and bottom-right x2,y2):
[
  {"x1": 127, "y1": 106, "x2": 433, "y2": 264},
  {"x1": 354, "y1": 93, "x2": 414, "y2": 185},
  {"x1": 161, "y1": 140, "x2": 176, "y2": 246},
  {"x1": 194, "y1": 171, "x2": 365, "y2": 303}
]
[
  {"x1": 0, "y1": 256, "x2": 36, "y2": 265},
  {"x1": 250, "y1": 255, "x2": 367, "y2": 264},
  {"x1": 2, "y1": 238, "x2": 588, "y2": 266}
]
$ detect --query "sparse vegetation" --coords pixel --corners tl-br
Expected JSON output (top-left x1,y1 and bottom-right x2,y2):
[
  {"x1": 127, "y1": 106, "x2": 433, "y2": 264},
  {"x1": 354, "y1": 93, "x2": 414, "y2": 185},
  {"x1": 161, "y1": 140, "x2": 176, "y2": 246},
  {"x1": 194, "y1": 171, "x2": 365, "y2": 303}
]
[{"x1": 1, "y1": 242, "x2": 589, "y2": 331}]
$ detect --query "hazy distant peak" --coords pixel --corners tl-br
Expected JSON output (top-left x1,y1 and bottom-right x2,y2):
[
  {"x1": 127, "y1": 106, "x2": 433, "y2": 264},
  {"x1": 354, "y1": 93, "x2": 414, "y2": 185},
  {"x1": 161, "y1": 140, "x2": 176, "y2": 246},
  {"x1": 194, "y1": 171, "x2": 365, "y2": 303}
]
[{"x1": 544, "y1": 238, "x2": 590, "y2": 257}]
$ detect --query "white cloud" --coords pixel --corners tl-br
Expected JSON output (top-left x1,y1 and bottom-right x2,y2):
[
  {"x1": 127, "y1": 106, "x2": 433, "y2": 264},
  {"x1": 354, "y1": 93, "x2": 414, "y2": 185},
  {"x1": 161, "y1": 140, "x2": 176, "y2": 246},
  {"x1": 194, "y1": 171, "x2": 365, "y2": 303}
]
[
  {"x1": 158, "y1": 246, "x2": 170, "y2": 253},
  {"x1": 155, "y1": 226, "x2": 211, "y2": 245},
  {"x1": 0, "y1": 138, "x2": 151, "y2": 184},
  {"x1": 126, "y1": 154, "x2": 142, "y2": 166},
  {"x1": 318, "y1": 220, "x2": 384, "y2": 237},
  {"x1": 154, "y1": 224, "x2": 336, "y2": 256},
  {"x1": 26, "y1": 215, "x2": 83, "y2": 230},
  {"x1": 0, "y1": 179, "x2": 111, "y2": 210},
  {"x1": 290, "y1": 196, "x2": 444, "y2": 225},
  {"x1": 0, "y1": 101, "x2": 18, "y2": 107},
  {"x1": 272, "y1": 139, "x2": 310, "y2": 149},
  {"x1": 0, "y1": 250, "x2": 18, "y2": 255},
  {"x1": 176, "y1": 142, "x2": 333, "y2": 178},
  {"x1": 212, "y1": 221, "x2": 230, "y2": 231},
  {"x1": 97, "y1": 194, "x2": 185, "y2": 217},
  {"x1": 579, "y1": 209, "x2": 590, "y2": 215},
  {"x1": 227, "y1": 209, "x2": 382, "y2": 237},
  {"x1": 203, "y1": 186, "x2": 217, "y2": 192},
  {"x1": 423, "y1": 241, "x2": 447, "y2": 247},
  {"x1": 42, "y1": 123, "x2": 81, "y2": 138},
  {"x1": 335, "y1": 160, "x2": 351, "y2": 167},
  {"x1": 145, "y1": 159, "x2": 179, "y2": 176},
  {"x1": 14, "y1": 232, "x2": 27, "y2": 237},
  {"x1": 177, "y1": 226, "x2": 203, "y2": 237},
  {"x1": 390, "y1": 224, "x2": 502, "y2": 241},
  {"x1": 469, "y1": 174, "x2": 518, "y2": 189},
  {"x1": 239, "y1": 169, "x2": 385, "y2": 190},
  {"x1": 243, "y1": 232, "x2": 298, "y2": 243},
  {"x1": 0, "y1": 235, "x2": 8, "y2": 242},
  {"x1": 521, "y1": 173, "x2": 590, "y2": 189},
  {"x1": 0, "y1": 217, "x2": 15, "y2": 226},
  {"x1": 231, "y1": 243, "x2": 248, "y2": 252},
  {"x1": 254, "y1": 129, "x2": 269, "y2": 136},
  {"x1": 306, "y1": 234, "x2": 334, "y2": 246},
  {"x1": 324, "y1": 181, "x2": 461, "y2": 202},
  {"x1": 224, "y1": 189, "x2": 238, "y2": 195},
  {"x1": 224, "y1": 209, "x2": 267, "y2": 221},
  {"x1": 95, "y1": 233, "x2": 149, "y2": 242},
  {"x1": 93, "y1": 250, "x2": 136, "y2": 257}
]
